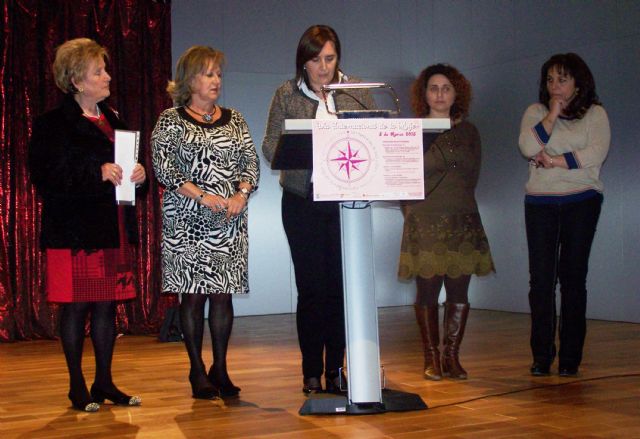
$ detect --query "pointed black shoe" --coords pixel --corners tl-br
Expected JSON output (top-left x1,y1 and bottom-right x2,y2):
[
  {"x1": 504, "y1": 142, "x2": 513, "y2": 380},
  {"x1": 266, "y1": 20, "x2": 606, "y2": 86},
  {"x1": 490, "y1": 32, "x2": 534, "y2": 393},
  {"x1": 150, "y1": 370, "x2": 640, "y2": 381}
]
[
  {"x1": 324, "y1": 370, "x2": 348, "y2": 394},
  {"x1": 302, "y1": 376, "x2": 322, "y2": 394},
  {"x1": 68, "y1": 390, "x2": 100, "y2": 412},
  {"x1": 530, "y1": 362, "x2": 551, "y2": 376},
  {"x1": 90, "y1": 383, "x2": 141, "y2": 406},
  {"x1": 208, "y1": 367, "x2": 240, "y2": 397}
]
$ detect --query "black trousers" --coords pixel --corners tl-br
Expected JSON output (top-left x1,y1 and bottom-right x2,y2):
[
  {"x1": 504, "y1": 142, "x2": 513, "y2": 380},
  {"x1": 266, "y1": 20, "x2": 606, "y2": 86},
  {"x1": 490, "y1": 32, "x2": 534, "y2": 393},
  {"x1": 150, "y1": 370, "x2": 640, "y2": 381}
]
[
  {"x1": 525, "y1": 194, "x2": 602, "y2": 368},
  {"x1": 282, "y1": 189, "x2": 345, "y2": 378}
]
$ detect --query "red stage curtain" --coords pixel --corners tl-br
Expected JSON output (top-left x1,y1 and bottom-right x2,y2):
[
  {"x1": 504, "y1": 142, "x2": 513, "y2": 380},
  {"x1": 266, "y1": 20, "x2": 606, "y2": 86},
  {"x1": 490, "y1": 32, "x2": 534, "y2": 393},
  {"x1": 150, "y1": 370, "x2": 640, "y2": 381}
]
[{"x1": 0, "y1": 0, "x2": 177, "y2": 341}]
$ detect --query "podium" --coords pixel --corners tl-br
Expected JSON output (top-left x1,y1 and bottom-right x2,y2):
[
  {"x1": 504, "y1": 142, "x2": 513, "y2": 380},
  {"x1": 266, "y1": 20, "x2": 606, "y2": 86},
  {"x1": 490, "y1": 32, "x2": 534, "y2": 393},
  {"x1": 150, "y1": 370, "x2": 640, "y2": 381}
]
[{"x1": 272, "y1": 84, "x2": 449, "y2": 415}]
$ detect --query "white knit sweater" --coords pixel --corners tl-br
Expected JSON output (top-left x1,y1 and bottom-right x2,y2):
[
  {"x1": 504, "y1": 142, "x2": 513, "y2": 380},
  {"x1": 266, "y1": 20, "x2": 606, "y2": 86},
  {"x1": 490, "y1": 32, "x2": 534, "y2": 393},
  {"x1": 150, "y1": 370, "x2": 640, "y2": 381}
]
[{"x1": 518, "y1": 103, "x2": 610, "y2": 199}]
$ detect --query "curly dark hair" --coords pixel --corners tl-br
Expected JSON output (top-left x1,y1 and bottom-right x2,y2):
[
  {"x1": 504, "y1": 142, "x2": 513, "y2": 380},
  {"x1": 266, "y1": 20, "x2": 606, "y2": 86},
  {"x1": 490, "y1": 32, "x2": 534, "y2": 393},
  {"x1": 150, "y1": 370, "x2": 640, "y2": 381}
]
[
  {"x1": 538, "y1": 53, "x2": 601, "y2": 119},
  {"x1": 411, "y1": 64, "x2": 471, "y2": 119}
]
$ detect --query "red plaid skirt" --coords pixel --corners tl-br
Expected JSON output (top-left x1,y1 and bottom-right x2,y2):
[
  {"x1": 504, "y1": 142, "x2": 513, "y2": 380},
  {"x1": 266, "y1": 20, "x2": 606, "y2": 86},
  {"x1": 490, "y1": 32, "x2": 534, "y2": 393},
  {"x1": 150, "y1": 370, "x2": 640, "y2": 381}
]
[{"x1": 45, "y1": 207, "x2": 136, "y2": 303}]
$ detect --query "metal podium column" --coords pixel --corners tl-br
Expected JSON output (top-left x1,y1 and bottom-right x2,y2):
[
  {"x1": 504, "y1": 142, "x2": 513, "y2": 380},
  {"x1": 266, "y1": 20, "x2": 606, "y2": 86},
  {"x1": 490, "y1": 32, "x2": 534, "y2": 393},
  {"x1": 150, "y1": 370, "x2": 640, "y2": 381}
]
[
  {"x1": 299, "y1": 199, "x2": 428, "y2": 415},
  {"x1": 340, "y1": 202, "x2": 383, "y2": 408}
]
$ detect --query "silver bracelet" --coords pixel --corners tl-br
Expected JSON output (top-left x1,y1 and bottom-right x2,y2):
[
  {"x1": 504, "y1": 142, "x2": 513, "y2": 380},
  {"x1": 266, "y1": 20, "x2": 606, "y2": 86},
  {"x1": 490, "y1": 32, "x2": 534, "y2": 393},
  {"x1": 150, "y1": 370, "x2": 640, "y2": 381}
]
[{"x1": 237, "y1": 187, "x2": 250, "y2": 200}]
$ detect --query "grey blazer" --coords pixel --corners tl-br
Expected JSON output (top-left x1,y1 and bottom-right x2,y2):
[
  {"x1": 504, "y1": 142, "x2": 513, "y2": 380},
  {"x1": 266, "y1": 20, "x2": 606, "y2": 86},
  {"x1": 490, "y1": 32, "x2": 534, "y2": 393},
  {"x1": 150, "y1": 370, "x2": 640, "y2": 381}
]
[{"x1": 261, "y1": 76, "x2": 376, "y2": 197}]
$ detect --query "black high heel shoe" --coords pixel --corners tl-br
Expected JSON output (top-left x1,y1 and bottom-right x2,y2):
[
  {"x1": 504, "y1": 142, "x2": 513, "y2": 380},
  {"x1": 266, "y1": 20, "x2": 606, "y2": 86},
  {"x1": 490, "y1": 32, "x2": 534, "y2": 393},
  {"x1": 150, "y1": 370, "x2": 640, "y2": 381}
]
[
  {"x1": 90, "y1": 383, "x2": 142, "y2": 406},
  {"x1": 208, "y1": 367, "x2": 241, "y2": 397},
  {"x1": 68, "y1": 391, "x2": 100, "y2": 412},
  {"x1": 189, "y1": 371, "x2": 219, "y2": 400}
]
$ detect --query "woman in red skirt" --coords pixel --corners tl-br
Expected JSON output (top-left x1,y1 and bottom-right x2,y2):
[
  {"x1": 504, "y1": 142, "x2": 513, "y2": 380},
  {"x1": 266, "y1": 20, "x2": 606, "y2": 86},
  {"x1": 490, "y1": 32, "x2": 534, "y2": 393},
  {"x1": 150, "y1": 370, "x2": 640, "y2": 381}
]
[{"x1": 29, "y1": 38, "x2": 146, "y2": 412}]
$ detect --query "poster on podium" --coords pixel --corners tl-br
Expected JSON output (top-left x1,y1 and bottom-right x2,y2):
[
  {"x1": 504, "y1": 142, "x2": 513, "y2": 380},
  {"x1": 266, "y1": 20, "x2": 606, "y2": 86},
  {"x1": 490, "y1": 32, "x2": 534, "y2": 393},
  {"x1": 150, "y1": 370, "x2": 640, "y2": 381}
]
[{"x1": 312, "y1": 118, "x2": 424, "y2": 201}]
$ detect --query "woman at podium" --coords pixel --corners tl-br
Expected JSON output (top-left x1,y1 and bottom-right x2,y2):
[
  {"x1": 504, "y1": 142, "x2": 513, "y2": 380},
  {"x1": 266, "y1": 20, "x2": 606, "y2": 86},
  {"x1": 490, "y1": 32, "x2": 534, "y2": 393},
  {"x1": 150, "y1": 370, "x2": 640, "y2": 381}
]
[
  {"x1": 398, "y1": 64, "x2": 495, "y2": 381},
  {"x1": 262, "y1": 25, "x2": 376, "y2": 394}
]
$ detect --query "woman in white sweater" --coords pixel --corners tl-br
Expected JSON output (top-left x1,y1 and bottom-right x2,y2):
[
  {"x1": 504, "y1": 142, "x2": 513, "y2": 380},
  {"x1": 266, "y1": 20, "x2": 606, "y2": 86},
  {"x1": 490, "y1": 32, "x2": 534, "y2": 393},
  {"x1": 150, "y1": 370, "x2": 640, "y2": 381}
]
[{"x1": 519, "y1": 53, "x2": 610, "y2": 378}]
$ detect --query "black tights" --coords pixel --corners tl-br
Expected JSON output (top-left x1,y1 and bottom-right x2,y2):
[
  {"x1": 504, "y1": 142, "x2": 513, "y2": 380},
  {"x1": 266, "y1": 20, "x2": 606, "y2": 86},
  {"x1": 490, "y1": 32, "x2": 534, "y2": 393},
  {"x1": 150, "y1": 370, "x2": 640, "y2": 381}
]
[
  {"x1": 179, "y1": 294, "x2": 234, "y2": 382},
  {"x1": 60, "y1": 301, "x2": 117, "y2": 397},
  {"x1": 416, "y1": 275, "x2": 471, "y2": 307}
]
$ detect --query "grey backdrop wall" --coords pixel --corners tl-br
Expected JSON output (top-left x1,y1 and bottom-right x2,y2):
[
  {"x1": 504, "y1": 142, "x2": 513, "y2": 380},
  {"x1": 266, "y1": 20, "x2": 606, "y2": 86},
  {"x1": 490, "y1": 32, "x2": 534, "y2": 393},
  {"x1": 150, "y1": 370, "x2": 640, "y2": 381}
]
[{"x1": 171, "y1": 0, "x2": 639, "y2": 322}]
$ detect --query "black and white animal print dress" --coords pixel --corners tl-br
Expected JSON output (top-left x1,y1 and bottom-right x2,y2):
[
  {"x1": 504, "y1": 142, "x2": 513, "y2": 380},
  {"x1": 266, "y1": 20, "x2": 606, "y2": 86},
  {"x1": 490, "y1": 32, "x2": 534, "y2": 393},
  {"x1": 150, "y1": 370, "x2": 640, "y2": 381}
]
[{"x1": 151, "y1": 107, "x2": 260, "y2": 295}]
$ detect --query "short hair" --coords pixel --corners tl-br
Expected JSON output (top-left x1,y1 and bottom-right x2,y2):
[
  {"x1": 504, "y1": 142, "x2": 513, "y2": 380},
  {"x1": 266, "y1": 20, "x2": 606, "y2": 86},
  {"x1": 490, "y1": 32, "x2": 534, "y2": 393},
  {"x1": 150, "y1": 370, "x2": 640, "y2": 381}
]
[
  {"x1": 52, "y1": 38, "x2": 108, "y2": 94},
  {"x1": 295, "y1": 25, "x2": 341, "y2": 89},
  {"x1": 538, "y1": 53, "x2": 601, "y2": 119},
  {"x1": 167, "y1": 46, "x2": 226, "y2": 106},
  {"x1": 411, "y1": 64, "x2": 472, "y2": 120}
]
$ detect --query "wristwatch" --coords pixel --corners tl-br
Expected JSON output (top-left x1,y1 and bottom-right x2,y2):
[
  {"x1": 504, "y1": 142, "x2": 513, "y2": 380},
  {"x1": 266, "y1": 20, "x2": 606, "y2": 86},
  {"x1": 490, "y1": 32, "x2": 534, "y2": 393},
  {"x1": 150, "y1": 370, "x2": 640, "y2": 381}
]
[{"x1": 238, "y1": 187, "x2": 250, "y2": 200}]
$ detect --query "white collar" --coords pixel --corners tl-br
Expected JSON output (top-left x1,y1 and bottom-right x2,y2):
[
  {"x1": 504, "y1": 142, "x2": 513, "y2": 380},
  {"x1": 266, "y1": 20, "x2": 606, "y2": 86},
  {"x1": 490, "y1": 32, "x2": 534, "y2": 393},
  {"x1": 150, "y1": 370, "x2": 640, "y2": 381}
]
[{"x1": 297, "y1": 71, "x2": 347, "y2": 101}]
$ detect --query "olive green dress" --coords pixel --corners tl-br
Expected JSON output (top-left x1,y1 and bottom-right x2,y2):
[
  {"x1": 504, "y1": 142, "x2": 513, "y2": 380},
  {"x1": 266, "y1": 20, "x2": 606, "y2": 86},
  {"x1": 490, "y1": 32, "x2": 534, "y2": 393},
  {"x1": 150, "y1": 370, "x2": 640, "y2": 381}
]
[{"x1": 398, "y1": 120, "x2": 495, "y2": 280}]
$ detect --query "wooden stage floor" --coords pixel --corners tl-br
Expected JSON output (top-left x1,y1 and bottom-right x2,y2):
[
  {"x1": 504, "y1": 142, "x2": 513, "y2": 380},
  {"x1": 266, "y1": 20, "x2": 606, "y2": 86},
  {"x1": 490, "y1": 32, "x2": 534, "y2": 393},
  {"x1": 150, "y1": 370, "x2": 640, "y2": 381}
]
[{"x1": 1, "y1": 306, "x2": 638, "y2": 438}]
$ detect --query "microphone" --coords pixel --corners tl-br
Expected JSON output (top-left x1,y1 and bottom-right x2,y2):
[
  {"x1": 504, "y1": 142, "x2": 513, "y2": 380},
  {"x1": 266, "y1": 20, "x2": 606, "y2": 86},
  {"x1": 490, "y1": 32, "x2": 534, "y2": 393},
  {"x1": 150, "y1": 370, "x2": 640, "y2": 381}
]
[
  {"x1": 334, "y1": 89, "x2": 370, "y2": 110},
  {"x1": 320, "y1": 82, "x2": 400, "y2": 117}
]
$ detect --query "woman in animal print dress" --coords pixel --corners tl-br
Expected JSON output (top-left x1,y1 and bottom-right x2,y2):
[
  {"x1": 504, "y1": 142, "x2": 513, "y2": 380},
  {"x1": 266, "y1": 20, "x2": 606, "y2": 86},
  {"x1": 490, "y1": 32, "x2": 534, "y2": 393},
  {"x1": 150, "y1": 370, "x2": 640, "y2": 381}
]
[{"x1": 152, "y1": 46, "x2": 259, "y2": 399}]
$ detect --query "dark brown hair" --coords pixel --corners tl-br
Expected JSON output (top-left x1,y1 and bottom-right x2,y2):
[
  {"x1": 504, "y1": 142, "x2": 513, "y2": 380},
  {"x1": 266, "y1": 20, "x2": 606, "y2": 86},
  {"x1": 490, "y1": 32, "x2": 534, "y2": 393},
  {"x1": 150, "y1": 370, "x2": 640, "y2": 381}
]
[
  {"x1": 538, "y1": 52, "x2": 601, "y2": 119},
  {"x1": 295, "y1": 25, "x2": 341, "y2": 89},
  {"x1": 411, "y1": 64, "x2": 471, "y2": 120}
]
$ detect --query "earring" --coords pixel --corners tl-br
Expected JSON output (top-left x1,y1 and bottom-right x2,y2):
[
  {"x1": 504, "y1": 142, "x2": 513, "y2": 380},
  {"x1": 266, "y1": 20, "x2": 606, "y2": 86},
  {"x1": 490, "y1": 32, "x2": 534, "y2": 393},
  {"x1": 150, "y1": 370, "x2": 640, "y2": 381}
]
[{"x1": 78, "y1": 87, "x2": 84, "y2": 93}]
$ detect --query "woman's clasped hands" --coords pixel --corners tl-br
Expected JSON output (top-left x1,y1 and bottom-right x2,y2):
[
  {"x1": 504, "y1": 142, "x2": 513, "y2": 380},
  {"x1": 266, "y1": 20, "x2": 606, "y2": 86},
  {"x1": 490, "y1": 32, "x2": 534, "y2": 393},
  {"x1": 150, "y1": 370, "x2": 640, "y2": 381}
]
[
  {"x1": 529, "y1": 150, "x2": 566, "y2": 169},
  {"x1": 200, "y1": 192, "x2": 246, "y2": 220}
]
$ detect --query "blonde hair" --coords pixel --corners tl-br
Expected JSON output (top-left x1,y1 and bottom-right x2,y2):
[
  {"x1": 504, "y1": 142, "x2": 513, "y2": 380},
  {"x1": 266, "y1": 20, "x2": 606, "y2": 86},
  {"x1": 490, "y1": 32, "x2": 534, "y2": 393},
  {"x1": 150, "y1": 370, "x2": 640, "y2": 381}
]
[
  {"x1": 53, "y1": 38, "x2": 108, "y2": 94},
  {"x1": 167, "y1": 46, "x2": 225, "y2": 106}
]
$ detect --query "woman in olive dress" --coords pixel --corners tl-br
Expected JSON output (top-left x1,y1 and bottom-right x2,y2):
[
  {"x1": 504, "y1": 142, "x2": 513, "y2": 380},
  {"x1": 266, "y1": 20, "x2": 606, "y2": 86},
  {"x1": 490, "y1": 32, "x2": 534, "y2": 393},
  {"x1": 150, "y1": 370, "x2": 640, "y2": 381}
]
[{"x1": 399, "y1": 64, "x2": 494, "y2": 381}]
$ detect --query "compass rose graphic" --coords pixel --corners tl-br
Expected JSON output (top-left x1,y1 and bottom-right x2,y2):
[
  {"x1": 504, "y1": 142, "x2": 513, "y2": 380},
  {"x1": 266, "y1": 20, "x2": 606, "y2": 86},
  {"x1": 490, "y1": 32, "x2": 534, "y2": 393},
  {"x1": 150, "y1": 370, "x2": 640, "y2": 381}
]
[{"x1": 328, "y1": 138, "x2": 371, "y2": 182}]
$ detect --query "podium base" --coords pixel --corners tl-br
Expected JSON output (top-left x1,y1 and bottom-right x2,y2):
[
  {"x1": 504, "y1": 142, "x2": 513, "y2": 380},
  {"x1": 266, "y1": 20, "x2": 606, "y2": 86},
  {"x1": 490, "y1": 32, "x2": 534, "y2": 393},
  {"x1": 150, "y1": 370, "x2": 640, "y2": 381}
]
[{"x1": 298, "y1": 389, "x2": 427, "y2": 416}]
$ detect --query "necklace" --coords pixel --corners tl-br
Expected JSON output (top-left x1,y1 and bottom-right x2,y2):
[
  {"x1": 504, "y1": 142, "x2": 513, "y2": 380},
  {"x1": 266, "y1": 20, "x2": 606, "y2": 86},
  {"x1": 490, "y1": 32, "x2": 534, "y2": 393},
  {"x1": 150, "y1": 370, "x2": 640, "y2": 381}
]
[
  {"x1": 82, "y1": 105, "x2": 101, "y2": 117},
  {"x1": 187, "y1": 104, "x2": 217, "y2": 123},
  {"x1": 82, "y1": 105, "x2": 104, "y2": 126}
]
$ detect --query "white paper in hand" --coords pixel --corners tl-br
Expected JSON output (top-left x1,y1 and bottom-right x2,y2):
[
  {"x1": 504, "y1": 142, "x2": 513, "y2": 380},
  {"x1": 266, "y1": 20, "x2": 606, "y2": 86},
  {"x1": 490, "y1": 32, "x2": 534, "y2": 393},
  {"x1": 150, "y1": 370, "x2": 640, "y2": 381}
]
[{"x1": 114, "y1": 129, "x2": 140, "y2": 205}]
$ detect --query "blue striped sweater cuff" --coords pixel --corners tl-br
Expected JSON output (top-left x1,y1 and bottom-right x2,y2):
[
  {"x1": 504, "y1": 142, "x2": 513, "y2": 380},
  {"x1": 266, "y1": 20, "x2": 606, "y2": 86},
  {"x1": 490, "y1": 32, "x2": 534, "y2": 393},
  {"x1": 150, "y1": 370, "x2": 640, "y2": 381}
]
[
  {"x1": 564, "y1": 152, "x2": 579, "y2": 169},
  {"x1": 533, "y1": 122, "x2": 550, "y2": 145}
]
